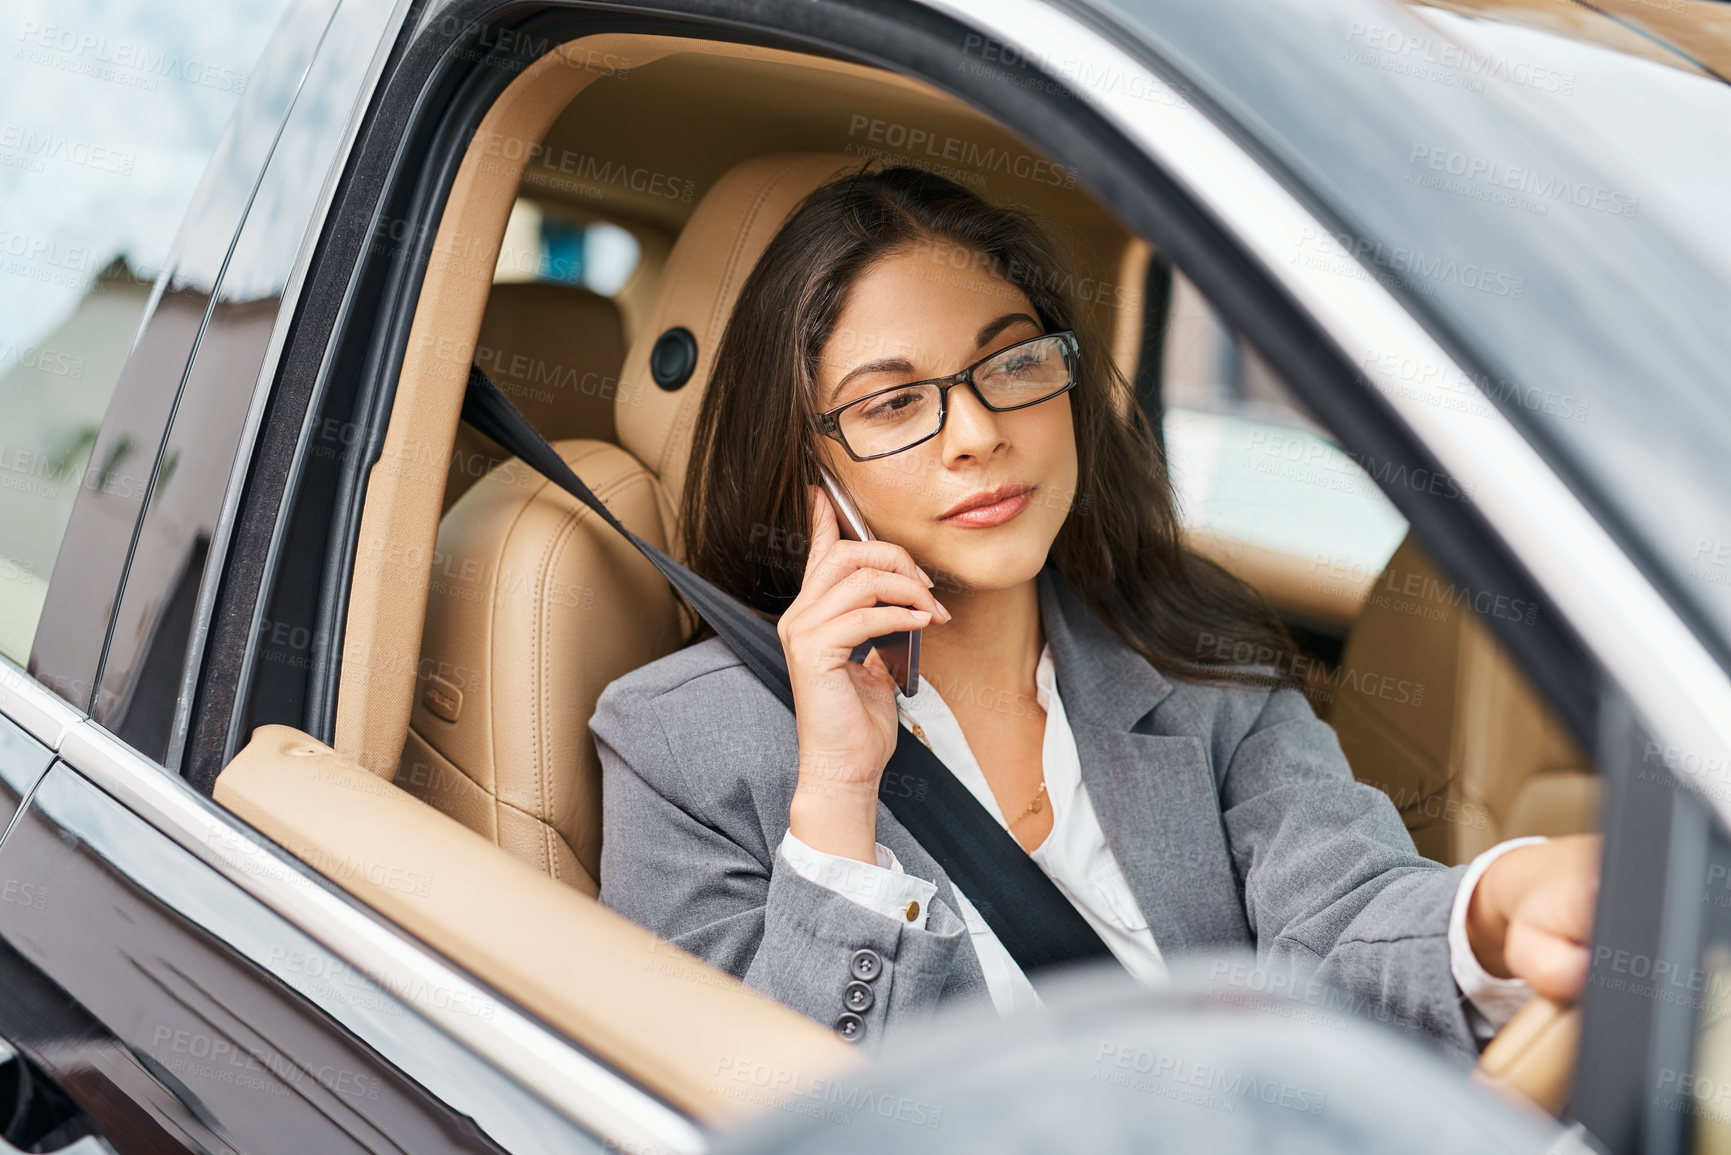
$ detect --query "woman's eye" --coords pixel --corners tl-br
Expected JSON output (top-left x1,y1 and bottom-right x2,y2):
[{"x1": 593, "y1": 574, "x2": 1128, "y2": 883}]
[
  {"x1": 860, "y1": 388, "x2": 924, "y2": 421},
  {"x1": 990, "y1": 352, "x2": 1045, "y2": 378}
]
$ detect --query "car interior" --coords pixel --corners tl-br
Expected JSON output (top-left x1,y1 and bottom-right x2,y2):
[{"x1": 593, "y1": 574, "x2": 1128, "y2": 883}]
[{"x1": 208, "y1": 30, "x2": 1601, "y2": 1129}]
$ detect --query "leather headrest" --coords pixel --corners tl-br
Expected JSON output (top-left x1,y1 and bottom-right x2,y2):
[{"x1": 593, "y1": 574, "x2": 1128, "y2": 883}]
[
  {"x1": 614, "y1": 153, "x2": 859, "y2": 534},
  {"x1": 476, "y1": 282, "x2": 626, "y2": 444}
]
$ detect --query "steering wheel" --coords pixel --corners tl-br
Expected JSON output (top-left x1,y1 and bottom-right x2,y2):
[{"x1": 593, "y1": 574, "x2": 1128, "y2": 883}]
[{"x1": 1474, "y1": 996, "x2": 1579, "y2": 1116}]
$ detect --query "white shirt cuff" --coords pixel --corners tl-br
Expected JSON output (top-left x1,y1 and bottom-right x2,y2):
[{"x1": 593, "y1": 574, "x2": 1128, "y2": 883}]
[
  {"x1": 778, "y1": 830, "x2": 937, "y2": 928},
  {"x1": 1449, "y1": 835, "x2": 1548, "y2": 1039}
]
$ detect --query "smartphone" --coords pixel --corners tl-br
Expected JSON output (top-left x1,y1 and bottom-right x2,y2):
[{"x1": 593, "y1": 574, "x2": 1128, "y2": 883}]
[{"x1": 817, "y1": 466, "x2": 922, "y2": 697}]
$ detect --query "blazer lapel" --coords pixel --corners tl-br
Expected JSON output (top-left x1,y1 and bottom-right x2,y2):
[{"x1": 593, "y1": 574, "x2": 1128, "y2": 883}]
[{"x1": 1038, "y1": 566, "x2": 1252, "y2": 954}]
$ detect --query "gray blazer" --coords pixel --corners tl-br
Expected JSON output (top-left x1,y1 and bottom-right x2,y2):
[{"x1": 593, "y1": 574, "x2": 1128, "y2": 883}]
[{"x1": 591, "y1": 565, "x2": 1477, "y2": 1057}]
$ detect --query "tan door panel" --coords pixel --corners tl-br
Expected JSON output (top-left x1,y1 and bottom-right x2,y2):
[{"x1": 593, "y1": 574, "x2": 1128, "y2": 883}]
[{"x1": 215, "y1": 725, "x2": 855, "y2": 1125}]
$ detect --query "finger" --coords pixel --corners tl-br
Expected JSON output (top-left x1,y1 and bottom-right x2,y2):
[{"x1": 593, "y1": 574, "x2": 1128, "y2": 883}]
[
  {"x1": 785, "y1": 488, "x2": 852, "y2": 631},
  {"x1": 856, "y1": 646, "x2": 899, "y2": 696},
  {"x1": 1503, "y1": 923, "x2": 1591, "y2": 1002},
  {"x1": 798, "y1": 605, "x2": 932, "y2": 665},
  {"x1": 805, "y1": 566, "x2": 947, "y2": 622},
  {"x1": 849, "y1": 650, "x2": 901, "y2": 710},
  {"x1": 802, "y1": 485, "x2": 843, "y2": 586},
  {"x1": 810, "y1": 537, "x2": 933, "y2": 590},
  {"x1": 1526, "y1": 873, "x2": 1600, "y2": 948}
]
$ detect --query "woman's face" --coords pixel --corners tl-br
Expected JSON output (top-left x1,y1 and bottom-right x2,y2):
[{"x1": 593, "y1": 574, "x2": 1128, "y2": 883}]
[{"x1": 812, "y1": 241, "x2": 1079, "y2": 594}]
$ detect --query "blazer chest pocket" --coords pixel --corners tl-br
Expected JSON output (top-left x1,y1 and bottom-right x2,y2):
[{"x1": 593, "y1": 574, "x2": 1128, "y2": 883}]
[{"x1": 1090, "y1": 859, "x2": 1150, "y2": 934}]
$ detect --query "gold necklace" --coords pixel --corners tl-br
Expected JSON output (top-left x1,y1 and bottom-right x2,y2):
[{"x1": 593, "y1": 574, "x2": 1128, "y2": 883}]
[
  {"x1": 900, "y1": 708, "x2": 1047, "y2": 830},
  {"x1": 1008, "y1": 780, "x2": 1048, "y2": 828}
]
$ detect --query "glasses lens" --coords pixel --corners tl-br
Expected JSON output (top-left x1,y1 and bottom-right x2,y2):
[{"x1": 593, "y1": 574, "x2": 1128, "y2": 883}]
[
  {"x1": 838, "y1": 383, "x2": 942, "y2": 458},
  {"x1": 977, "y1": 335, "x2": 1072, "y2": 406}
]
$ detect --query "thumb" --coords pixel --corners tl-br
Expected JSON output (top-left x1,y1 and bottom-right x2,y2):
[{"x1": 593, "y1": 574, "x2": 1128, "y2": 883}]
[{"x1": 858, "y1": 645, "x2": 899, "y2": 697}]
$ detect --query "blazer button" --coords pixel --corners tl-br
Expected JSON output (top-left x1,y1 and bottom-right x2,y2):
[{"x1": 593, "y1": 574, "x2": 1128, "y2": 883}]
[
  {"x1": 843, "y1": 981, "x2": 875, "y2": 1014},
  {"x1": 849, "y1": 948, "x2": 882, "y2": 982},
  {"x1": 834, "y1": 1013, "x2": 866, "y2": 1044}
]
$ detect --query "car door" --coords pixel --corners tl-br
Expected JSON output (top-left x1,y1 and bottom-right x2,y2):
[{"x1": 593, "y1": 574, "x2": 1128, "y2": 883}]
[
  {"x1": 13, "y1": 2, "x2": 1716, "y2": 1154},
  {"x1": 0, "y1": 1, "x2": 633, "y2": 1151}
]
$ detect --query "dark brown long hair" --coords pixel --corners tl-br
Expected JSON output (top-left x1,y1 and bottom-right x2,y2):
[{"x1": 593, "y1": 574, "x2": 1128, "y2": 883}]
[{"x1": 679, "y1": 162, "x2": 1300, "y2": 691}]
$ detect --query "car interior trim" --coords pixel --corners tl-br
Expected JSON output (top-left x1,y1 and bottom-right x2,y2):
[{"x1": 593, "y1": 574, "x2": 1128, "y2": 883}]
[
  {"x1": 917, "y1": 0, "x2": 1731, "y2": 822},
  {"x1": 53, "y1": 715, "x2": 709, "y2": 1155}
]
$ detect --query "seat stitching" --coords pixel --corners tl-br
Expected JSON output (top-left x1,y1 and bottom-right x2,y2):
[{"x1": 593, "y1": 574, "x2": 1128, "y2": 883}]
[
  {"x1": 483, "y1": 449, "x2": 614, "y2": 873},
  {"x1": 485, "y1": 460, "x2": 550, "y2": 857},
  {"x1": 493, "y1": 796, "x2": 581, "y2": 881},
  {"x1": 533, "y1": 459, "x2": 661, "y2": 878}
]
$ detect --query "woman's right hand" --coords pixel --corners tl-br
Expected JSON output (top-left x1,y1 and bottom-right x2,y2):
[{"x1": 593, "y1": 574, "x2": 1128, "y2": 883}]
[{"x1": 781, "y1": 484, "x2": 950, "y2": 864}]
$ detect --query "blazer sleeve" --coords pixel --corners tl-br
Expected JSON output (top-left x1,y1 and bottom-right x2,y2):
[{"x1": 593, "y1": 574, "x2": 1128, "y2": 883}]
[
  {"x1": 590, "y1": 677, "x2": 969, "y2": 1050},
  {"x1": 1217, "y1": 684, "x2": 1478, "y2": 1058}
]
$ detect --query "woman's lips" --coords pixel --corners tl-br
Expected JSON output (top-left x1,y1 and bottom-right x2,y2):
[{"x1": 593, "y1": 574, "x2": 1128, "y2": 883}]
[{"x1": 939, "y1": 485, "x2": 1035, "y2": 528}]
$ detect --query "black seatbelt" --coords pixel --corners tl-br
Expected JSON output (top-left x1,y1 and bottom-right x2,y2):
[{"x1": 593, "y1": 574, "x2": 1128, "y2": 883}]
[{"x1": 462, "y1": 365, "x2": 1118, "y2": 978}]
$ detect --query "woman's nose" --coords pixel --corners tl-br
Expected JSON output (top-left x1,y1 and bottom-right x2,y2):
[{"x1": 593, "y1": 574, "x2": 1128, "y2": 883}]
[{"x1": 940, "y1": 383, "x2": 1007, "y2": 461}]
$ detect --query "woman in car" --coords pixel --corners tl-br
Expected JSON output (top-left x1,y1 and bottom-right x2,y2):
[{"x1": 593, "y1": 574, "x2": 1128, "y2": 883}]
[{"x1": 589, "y1": 163, "x2": 1598, "y2": 1055}]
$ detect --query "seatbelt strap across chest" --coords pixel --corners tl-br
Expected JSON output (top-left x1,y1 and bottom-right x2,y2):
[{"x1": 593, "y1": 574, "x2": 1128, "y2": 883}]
[{"x1": 462, "y1": 365, "x2": 1119, "y2": 979}]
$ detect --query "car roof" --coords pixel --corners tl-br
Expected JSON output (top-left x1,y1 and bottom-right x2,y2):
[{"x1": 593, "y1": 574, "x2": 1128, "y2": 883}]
[{"x1": 1068, "y1": 0, "x2": 1731, "y2": 669}]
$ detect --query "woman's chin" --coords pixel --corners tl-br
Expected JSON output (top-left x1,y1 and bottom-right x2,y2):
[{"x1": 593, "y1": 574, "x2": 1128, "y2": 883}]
[{"x1": 919, "y1": 542, "x2": 1051, "y2": 596}]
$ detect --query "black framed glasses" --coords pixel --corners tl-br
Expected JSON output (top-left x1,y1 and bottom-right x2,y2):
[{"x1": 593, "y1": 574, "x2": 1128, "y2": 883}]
[{"x1": 813, "y1": 330, "x2": 1081, "y2": 461}]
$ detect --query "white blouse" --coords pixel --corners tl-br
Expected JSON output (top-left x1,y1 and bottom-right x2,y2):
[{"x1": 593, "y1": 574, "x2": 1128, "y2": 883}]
[{"x1": 778, "y1": 643, "x2": 1535, "y2": 1036}]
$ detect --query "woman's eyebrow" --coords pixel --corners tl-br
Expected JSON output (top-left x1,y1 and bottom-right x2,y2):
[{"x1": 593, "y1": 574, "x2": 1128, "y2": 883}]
[
  {"x1": 827, "y1": 312, "x2": 1041, "y2": 404},
  {"x1": 830, "y1": 356, "x2": 915, "y2": 403},
  {"x1": 976, "y1": 312, "x2": 1041, "y2": 349}
]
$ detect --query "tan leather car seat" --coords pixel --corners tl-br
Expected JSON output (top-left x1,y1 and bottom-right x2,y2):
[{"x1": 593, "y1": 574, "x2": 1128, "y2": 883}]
[
  {"x1": 396, "y1": 153, "x2": 861, "y2": 892},
  {"x1": 1320, "y1": 534, "x2": 1600, "y2": 865},
  {"x1": 442, "y1": 282, "x2": 626, "y2": 514}
]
